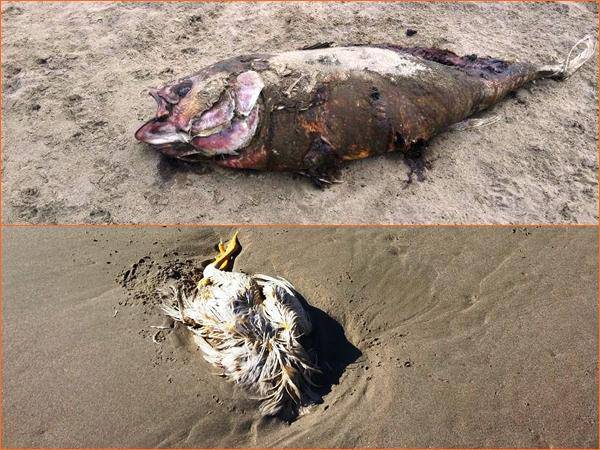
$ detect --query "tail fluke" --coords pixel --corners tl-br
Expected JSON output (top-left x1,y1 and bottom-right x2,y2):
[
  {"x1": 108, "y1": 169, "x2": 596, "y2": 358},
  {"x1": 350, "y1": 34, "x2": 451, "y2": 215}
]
[{"x1": 538, "y1": 35, "x2": 595, "y2": 80}]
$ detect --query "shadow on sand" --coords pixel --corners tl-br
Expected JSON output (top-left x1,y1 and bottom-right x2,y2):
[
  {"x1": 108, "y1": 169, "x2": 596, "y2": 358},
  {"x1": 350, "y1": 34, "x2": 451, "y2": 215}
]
[{"x1": 294, "y1": 293, "x2": 362, "y2": 420}]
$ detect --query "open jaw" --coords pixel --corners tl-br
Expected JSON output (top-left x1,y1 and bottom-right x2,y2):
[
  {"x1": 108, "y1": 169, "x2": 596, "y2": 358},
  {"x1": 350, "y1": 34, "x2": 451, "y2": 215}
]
[
  {"x1": 135, "y1": 70, "x2": 264, "y2": 162},
  {"x1": 191, "y1": 103, "x2": 260, "y2": 156}
]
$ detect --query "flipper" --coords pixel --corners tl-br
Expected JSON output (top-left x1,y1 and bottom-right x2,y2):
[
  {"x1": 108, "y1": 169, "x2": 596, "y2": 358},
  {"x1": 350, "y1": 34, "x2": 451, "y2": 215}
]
[
  {"x1": 449, "y1": 115, "x2": 501, "y2": 131},
  {"x1": 302, "y1": 137, "x2": 343, "y2": 187}
]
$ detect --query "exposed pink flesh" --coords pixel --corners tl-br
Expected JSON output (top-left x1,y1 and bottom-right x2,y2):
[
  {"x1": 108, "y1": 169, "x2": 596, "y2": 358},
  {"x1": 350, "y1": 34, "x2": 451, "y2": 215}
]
[
  {"x1": 135, "y1": 119, "x2": 182, "y2": 145},
  {"x1": 149, "y1": 90, "x2": 171, "y2": 118},
  {"x1": 215, "y1": 145, "x2": 268, "y2": 169},
  {"x1": 156, "y1": 85, "x2": 180, "y2": 104},
  {"x1": 191, "y1": 92, "x2": 235, "y2": 135},
  {"x1": 149, "y1": 80, "x2": 192, "y2": 118},
  {"x1": 233, "y1": 71, "x2": 264, "y2": 116},
  {"x1": 191, "y1": 105, "x2": 259, "y2": 156}
]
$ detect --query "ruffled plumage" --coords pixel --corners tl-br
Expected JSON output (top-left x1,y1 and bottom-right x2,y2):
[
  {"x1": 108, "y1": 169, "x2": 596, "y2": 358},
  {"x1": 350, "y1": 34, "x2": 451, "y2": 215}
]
[{"x1": 160, "y1": 234, "x2": 320, "y2": 418}]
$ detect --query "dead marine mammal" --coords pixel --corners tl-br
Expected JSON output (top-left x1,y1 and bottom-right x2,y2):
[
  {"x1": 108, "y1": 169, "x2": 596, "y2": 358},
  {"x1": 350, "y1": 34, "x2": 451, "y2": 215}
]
[{"x1": 135, "y1": 37, "x2": 595, "y2": 185}]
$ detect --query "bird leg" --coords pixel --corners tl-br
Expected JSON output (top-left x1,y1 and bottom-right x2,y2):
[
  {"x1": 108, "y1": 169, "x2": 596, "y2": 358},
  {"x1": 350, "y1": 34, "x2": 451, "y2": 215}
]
[{"x1": 211, "y1": 231, "x2": 242, "y2": 271}]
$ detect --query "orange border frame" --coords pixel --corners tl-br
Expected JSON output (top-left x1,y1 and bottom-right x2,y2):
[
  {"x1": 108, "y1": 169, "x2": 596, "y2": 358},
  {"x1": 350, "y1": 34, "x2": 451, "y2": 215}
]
[{"x1": 0, "y1": 1, "x2": 598, "y2": 449}]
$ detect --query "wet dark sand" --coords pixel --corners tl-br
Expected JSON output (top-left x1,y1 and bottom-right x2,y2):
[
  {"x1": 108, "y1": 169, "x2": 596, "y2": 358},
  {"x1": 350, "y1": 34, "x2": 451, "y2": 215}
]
[{"x1": 3, "y1": 226, "x2": 598, "y2": 447}]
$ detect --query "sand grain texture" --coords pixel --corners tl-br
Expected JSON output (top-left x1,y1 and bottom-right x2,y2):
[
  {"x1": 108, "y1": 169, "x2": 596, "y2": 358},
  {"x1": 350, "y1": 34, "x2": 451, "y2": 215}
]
[
  {"x1": 1, "y1": 2, "x2": 598, "y2": 224},
  {"x1": 3, "y1": 227, "x2": 598, "y2": 447}
]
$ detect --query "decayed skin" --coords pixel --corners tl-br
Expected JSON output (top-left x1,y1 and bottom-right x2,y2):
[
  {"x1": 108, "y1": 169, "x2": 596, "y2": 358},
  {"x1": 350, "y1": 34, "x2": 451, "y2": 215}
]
[{"x1": 135, "y1": 40, "x2": 592, "y2": 185}]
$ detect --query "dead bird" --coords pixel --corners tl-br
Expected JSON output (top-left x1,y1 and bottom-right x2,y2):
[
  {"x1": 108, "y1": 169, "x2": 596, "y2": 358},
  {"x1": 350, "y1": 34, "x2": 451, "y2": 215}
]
[
  {"x1": 161, "y1": 232, "x2": 320, "y2": 419},
  {"x1": 135, "y1": 37, "x2": 595, "y2": 186}
]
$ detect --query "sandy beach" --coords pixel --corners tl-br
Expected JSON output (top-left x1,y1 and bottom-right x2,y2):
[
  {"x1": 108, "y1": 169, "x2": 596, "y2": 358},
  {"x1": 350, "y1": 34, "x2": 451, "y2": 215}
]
[
  {"x1": 3, "y1": 226, "x2": 597, "y2": 447},
  {"x1": 1, "y1": 2, "x2": 598, "y2": 225}
]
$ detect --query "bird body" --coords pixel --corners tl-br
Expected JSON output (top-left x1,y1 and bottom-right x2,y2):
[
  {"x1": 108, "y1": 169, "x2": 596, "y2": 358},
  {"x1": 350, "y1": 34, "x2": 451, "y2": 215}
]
[{"x1": 161, "y1": 233, "x2": 319, "y2": 418}]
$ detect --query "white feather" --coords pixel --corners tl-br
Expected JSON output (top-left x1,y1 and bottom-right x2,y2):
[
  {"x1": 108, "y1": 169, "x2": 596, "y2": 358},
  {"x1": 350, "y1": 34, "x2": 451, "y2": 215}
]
[{"x1": 161, "y1": 266, "x2": 319, "y2": 417}]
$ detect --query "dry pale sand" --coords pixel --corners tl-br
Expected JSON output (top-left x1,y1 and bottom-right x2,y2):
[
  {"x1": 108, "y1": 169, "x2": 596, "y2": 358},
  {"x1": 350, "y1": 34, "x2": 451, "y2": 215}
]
[
  {"x1": 3, "y1": 226, "x2": 597, "y2": 447},
  {"x1": 1, "y1": 2, "x2": 598, "y2": 225}
]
